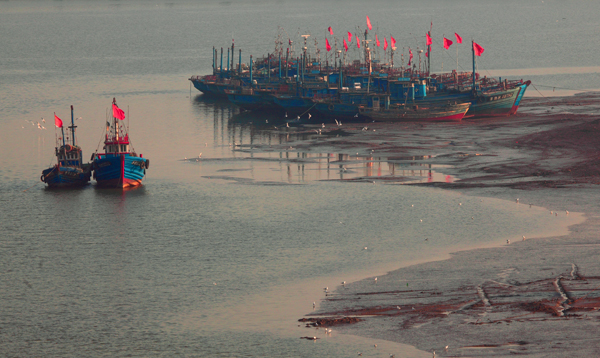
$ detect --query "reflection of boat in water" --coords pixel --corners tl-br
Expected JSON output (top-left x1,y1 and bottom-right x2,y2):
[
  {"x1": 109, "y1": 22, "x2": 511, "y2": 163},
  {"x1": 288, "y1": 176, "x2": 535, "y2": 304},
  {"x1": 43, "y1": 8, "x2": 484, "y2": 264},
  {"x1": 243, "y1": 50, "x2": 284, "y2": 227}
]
[
  {"x1": 92, "y1": 98, "x2": 149, "y2": 189},
  {"x1": 41, "y1": 105, "x2": 92, "y2": 188}
]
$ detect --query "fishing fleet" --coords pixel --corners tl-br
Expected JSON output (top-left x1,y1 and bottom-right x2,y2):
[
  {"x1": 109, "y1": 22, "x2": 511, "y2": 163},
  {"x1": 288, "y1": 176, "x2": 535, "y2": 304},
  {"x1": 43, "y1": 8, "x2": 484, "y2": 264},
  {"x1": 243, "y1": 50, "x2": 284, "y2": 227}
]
[{"x1": 190, "y1": 21, "x2": 530, "y2": 122}]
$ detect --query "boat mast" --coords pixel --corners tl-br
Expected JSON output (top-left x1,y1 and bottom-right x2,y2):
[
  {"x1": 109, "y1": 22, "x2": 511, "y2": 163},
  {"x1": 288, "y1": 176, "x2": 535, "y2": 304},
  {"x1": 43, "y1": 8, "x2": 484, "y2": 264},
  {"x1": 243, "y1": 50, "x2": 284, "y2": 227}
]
[
  {"x1": 69, "y1": 105, "x2": 76, "y2": 146},
  {"x1": 427, "y1": 30, "x2": 431, "y2": 75},
  {"x1": 472, "y1": 40, "x2": 476, "y2": 91},
  {"x1": 113, "y1": 98, "x2": 119, "y2": 143}
]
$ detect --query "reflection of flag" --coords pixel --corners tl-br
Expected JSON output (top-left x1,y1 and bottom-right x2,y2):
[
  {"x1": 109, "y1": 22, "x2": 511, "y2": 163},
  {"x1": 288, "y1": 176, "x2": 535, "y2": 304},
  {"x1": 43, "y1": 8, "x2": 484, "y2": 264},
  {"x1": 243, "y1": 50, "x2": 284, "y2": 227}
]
[
  {"x1": 455, "y1": 32, "x2": 462, "y2": 44},
  {"x1": 54, "y1": 114, "x2": 63, "y2": 128},
  {"x1": 343, "y1": 39, "x2": 348, "y2": 52},
  {"x1": 113, "y1": 104, "x2": 125, "y2": 120},
  {"x1": 356, "y1": 34, "x2": 360, "y2": 48},
  {"x1": 375, "y1": 34, "x2": 380, "y2": 47},
  {"x1": 426, "y1": 33, "x2": 432, "y2": 46},
  {"x1": 473, "y1": 41, "x2": 485, "y2": 56},
  {"x1": 391, "y1": 36, "x2": 396, "y2": 48},
  {"x1": 326, "y1": 38, "x2": 331, "y2": 52},
  {"x1": 366, "y1": 16, "x2": 372, "y2": 30},
  {"x1": 348, "y1": 31, "x2": 352, "y2": 42},
  {"x1": 328, "y1": 26, "x2": 333, "y2": 35},
  {"x1": 443, "y1": 37, "x2": 453, "y2": 49}
]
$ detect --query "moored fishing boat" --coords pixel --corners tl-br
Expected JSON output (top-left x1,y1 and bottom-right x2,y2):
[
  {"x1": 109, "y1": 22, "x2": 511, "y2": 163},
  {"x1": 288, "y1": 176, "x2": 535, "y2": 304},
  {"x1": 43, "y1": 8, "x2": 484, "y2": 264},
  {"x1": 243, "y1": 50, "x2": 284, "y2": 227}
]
[
  {"x1": 41, "y1": 106, "x2": 92, "y2": 188},
  {"x1": 92, "y1": 98, "x2": 149, "y2": 189},
  {"x1": 359, "y1": 99, "x2": 470, "y2": 122}
]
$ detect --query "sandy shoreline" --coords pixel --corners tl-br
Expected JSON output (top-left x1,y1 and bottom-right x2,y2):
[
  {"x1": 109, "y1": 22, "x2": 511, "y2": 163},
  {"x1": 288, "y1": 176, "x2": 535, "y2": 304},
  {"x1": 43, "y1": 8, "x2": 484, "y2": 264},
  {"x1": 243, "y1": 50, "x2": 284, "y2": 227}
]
[{"x1": 299, "y1": 92, "x2": 600, "y2": 357}]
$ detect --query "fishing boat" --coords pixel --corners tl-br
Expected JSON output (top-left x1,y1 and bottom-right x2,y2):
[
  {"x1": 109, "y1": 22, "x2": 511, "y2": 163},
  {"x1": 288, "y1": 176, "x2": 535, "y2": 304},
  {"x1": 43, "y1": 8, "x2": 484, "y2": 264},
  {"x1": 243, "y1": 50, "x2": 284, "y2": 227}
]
[
  {"x1": 41, "y1": 106, "x2": 92, "y2": 188},
  {"x1": 359, "y1": 99, "x2": 471, "y2": 122},
  {"x1": 92, "y1": 98, "x2": 149, "y2": 189}
]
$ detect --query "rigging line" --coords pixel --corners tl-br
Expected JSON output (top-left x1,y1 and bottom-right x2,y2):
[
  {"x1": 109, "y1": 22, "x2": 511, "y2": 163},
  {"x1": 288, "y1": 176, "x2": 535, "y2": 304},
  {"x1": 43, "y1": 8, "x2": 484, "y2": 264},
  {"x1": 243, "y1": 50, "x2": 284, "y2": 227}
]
[
  {"x1": 531, "y1": 84, "x2": 547, "y2": 98},
  {"x1": 528, "y1": 84, "x2": 600, "y2": 92},
  {"x1": 298, "y1": 101, "x2": 318, "y2": 118}
]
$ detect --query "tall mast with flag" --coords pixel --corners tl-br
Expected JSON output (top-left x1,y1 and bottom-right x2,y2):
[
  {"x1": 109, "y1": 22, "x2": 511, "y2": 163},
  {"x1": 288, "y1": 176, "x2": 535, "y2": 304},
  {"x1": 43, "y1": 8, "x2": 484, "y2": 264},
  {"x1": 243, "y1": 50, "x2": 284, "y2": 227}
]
[{"x1": 472, "y1": 40, "x2": 485, "y2": 91}]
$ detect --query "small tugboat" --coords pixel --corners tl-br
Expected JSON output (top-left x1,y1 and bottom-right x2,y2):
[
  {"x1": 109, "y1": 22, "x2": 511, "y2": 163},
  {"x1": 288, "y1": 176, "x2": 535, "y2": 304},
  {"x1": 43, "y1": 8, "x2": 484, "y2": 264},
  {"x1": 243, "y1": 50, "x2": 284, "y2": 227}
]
[
  {"x1": 41, "y1": 106, "x2": 92, "y2": 188},
  {"x1": 92, "y1": 98, "x2": 149, "y2": 189}
]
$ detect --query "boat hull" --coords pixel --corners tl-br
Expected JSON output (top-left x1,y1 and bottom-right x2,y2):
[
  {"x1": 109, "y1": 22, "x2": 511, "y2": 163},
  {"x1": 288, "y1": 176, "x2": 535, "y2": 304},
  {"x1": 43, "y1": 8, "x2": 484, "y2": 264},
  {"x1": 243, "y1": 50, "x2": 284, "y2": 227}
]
[
  {"x1": 360, "y1": 102, "x2": 471, "y2": 122},
  {"x1": 314, "y1": 101, "x2": 364, "y2": 120},
  {"x1": 466, "y1": 83, "x2": 529, "y2": 118},
  {"x1": 226, "y1": 92, "x2": 278, "y2": 112},
  {"x1": 271, "y1": 95, "x2": 314, "y2": 116},
  {"x1": 41, "y1": 165, "x2": 92, "y2": 188},
  {"x1": 93, "y1": 155, "x2": 147, "y2": 189}
]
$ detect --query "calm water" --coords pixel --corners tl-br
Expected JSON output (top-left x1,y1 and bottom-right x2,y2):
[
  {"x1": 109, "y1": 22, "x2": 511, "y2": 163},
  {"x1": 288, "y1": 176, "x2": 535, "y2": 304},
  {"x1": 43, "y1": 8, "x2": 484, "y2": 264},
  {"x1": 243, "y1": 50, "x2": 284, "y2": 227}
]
[{"x1": 0, "y1": 1, "x2": 591, "y2": 356}]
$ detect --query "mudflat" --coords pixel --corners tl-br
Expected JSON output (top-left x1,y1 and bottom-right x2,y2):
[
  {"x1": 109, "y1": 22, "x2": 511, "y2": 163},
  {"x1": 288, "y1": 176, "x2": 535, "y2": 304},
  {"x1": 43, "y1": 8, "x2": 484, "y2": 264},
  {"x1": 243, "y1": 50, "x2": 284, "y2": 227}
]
[{"x1": 300, "y1": 92, "x2": 600, "y2": 357}]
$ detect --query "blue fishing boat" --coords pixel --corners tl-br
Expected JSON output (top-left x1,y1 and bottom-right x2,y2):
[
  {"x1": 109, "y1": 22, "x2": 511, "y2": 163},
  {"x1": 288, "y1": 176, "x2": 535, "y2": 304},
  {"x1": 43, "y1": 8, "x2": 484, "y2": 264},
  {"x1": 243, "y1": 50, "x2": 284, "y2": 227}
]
[
  {"x1": 92, "y1": 98, "x2": 149, "y2": 189},
  {"x1": 41, "y1": 106, "x2": 92, "y2": 188}
]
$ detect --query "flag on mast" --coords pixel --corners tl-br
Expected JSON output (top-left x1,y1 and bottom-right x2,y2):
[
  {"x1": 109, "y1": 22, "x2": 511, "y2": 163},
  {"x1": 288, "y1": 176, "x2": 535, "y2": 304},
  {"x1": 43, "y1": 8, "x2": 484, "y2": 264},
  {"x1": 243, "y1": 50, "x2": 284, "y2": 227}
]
[
  {"x1": 375, "y1": 34, "x2": 380, "y2": 47},
  {"x1": 408, "y1": 48, "x2": 413, "y2": 66},
  {"x1": 383, "y1": 37, "x2": 388, "y2": 51},
  {"x1": 113, "y1": 104, "x2": 126, "y2": 120},
  {"x1": 343, "y1": 38, "x2": 348, "y2": 52},
  {"x1": 473, "y1": 41, "x2": 485, "y2": 56},
  {"x1": 356, "y1": 34, "x2": 360, "y2": 48},
  {"x1": 325, "y1": 38, "x2": 331, "y2": 52},
  {"x1": 390, "y1": 36, "x2": 396, "y2": 48},
  {"x1": 426, "y1": 33, "x2": 432, "y2": 46},
  {"x1": 455, "y1": 32, "x2": 463, "y2": 44},
  {"x1": 54, "y1": 114, "x2": 63, "y2": 128},
  {"x1": 443, "y1": 37, "x2": 453, "y2": 50},
  {"x1": 366, "y1": 16, "x2": 372, "y2": 31},
  {"x1": 328, "y1": 26, "x2": 333, "y2": 35},
  {"x1": 347, "y1": 31, "x2": 352, "y2": 42}
]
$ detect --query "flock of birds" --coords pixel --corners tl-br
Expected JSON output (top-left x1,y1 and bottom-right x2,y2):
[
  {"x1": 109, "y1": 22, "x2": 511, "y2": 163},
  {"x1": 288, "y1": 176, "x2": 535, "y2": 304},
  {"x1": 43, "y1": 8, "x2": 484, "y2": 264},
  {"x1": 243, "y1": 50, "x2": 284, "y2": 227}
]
[{"x1": 22, "y1": 116, "x2": 83, "y2": 130}]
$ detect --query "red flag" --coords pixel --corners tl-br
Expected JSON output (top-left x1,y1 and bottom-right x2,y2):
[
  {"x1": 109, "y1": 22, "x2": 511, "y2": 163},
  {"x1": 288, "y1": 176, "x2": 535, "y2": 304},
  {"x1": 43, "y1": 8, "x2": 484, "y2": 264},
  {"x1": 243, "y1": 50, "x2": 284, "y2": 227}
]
[
  {"x1": 366, "y1": 16, "x2": 372, "y2": 31},
  {"x1": 473, "y1": 41, "x2": 485, "y2": 56},
  {"x1": 289, "y1": 39, "x2": 292, "y2": 46},
  {"x1": 383, "y1": 37, "x2": 388, "y2": 50},
  {"x1": 356, "y1": 34, "x2": 360, "y2": 48},
  {"x1": 408, "y1": 48, "x2": 413, "y2": 66},
  {"x1": 343, "y1": 38, "x2": 348, "y2": 52},
  {"x1": 328, "y1": 26, "x2": 333, "y2": 35},
  {"x1": 375, "y1": 34, "x2": 380, "y2": 47},
  {"x1": 443, "y1": 37, "x2": 453, "y2": 50},
  {"x1": 390, "y1": 36, "x2": 396, "y2": 48},
  {"x1": 112, "y1": 103, "x2": 125, "y2": 120},
  {"x1": 426, "y1": 49, "x2": 429, "y2": 58},
  {"x1": 426, "y1": 33, "x2": 432, "y2": 46},
  {"x1": 455, "y1": 32, "x2": 462, "y2": 44},
  {"x1": 325, "y1": 38, "x2": 331, "y2": 52},
  {"x1": 54, "y1": 114, "x2": 63, "y2": 128},
  {"x1": 348, "y1": 31, "x2": 352, "y2": 42}
]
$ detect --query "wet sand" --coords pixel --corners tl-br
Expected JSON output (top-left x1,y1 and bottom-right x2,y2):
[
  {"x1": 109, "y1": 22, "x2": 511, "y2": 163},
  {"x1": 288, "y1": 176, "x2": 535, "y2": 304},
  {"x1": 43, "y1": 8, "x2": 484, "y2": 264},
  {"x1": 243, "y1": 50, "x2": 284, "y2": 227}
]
[{"x1": 297, "y1": 92, "x2": 600, "y2": 357}]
